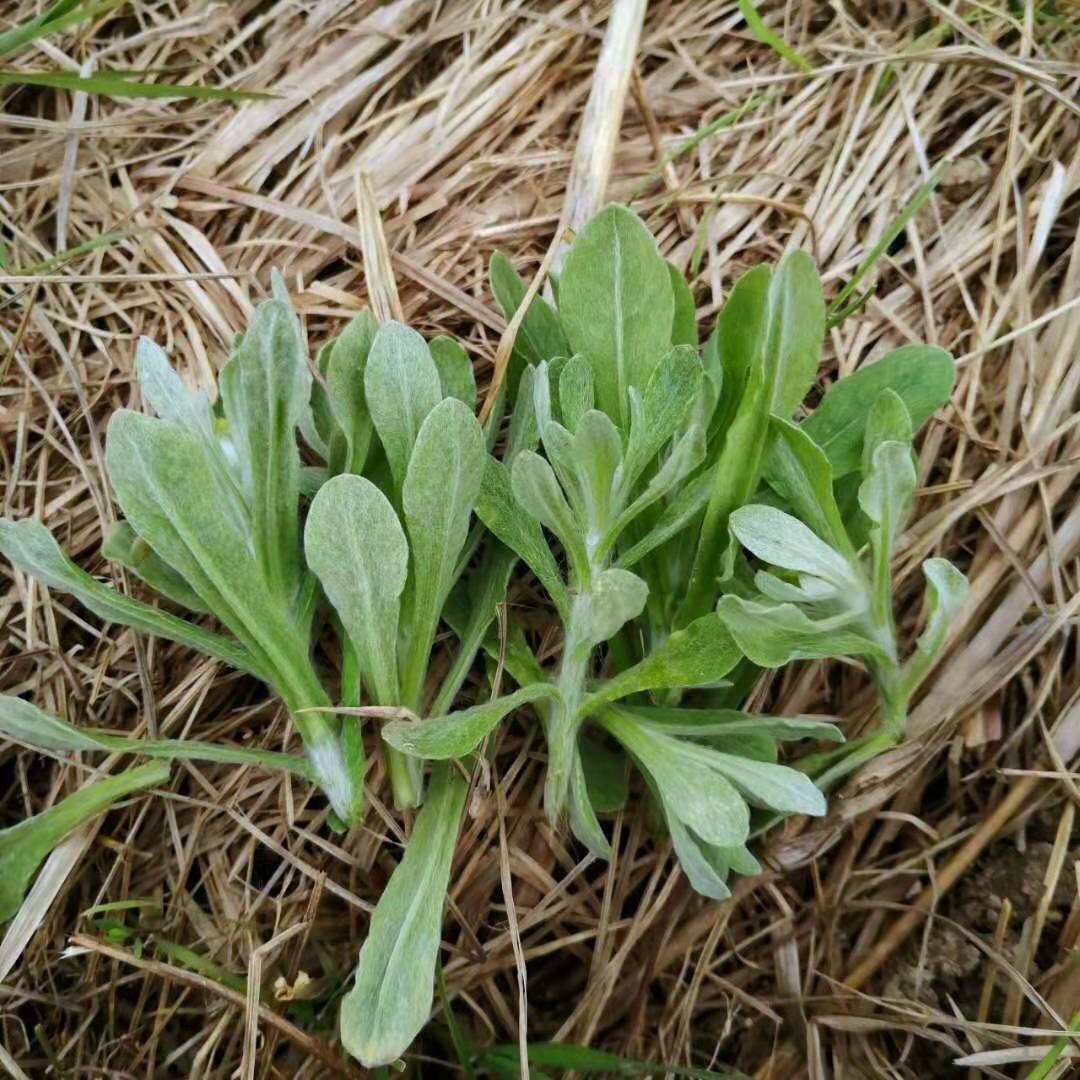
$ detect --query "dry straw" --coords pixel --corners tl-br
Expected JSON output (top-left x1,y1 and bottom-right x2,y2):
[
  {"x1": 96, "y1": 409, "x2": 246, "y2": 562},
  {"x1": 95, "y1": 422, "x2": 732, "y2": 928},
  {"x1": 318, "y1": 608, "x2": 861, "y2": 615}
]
[{"x1": 0, "y1": 0, "x2": 1078, "y2": 1076}]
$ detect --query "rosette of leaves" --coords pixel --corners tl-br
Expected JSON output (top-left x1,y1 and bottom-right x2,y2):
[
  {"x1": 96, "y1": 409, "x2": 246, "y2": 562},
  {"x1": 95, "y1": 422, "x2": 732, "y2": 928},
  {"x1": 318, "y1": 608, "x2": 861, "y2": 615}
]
[
  {"x1": 387, "y1": 204, "x2": 961, "y2": 901},
  {"x1": 0, "y1": 277, "x2": 367, "y2": 826},
  {"x1": 717, "y1": 387, "x2": 970, "y2": 770},
  {"x1": 379, "y1": 207, "x2": 831, "y2": 890}
]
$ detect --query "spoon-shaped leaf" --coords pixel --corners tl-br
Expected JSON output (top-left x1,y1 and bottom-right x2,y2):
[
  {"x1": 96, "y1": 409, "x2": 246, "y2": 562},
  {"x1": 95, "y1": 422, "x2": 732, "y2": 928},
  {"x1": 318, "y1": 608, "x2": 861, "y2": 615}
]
[{"x1": 306, "y1": 475, "x2": 408, "y2": 706}]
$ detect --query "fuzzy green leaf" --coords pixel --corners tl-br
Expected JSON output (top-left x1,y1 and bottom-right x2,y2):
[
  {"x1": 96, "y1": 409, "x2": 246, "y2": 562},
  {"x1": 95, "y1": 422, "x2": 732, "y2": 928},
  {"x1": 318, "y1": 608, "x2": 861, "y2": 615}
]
[
  {"x1": 340, "y1": 765, "x2": 467, "y2": 1066},
  {"x1": 0, "y1": 518, "x2": 260, "y2": 678},
  {"x1": 364, "y1": 321, "x2": 443, "y2": 495},
  {"x1": 306, "y1": 475, "x2": 408, "y2": 705},
  {"x1": 218, "y1": 290, "x2": 310, "y2": 600},
  {"x1": 800, "y1": 346, "x2": 955, "y2": 478},
  {"x1": 716, "y1": 597, "x2": 888, "y2": 667},
  {"x1": 101, "y1": 521, "x2": 208, "y2": 614},
  {"x1": 382, "y1": 684, "x2": 560, "y2": 760},
  {"x1": 558, "y1": 205, "x2": 674, "y2": 425},
  {"x1": 474, "y1": 458, "x2": 569, "y2": 618},
  {"x1": 729, "y1": 505, "x2": 855, "y2": 589},
  {"x1": 668, "y1": 262, "x2": 698, "y2": 347},
  {"x1": 430, "y1": 335, "x2": 477, "y2": 412},
  {"x1": 558, "y1": 356, "x2": 594, "y2": 432},
  {"x1": 0, "y1": 694, "x2": 314, "y2": 778},
  {"x1": 578, "y1": 613, "x2": 740, "y2": 715},
  {"x1": 401, "y1": 399, "x2": 486, "y2": 704}
]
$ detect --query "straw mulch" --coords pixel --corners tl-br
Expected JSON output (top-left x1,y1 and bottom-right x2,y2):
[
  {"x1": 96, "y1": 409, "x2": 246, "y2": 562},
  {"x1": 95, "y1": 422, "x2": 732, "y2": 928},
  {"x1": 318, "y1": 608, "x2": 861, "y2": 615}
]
[{"x1": 1, "y1": 1, "x2": 1079, "y2": 1076}]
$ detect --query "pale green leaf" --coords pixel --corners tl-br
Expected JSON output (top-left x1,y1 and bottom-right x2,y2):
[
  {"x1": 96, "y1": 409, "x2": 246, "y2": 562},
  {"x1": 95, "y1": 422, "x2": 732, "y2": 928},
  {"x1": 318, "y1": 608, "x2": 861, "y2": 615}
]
[
  {"x1": 575, "y1": 569, "x2": 649, "y2": 652},
  {"x1": 729, "y1": 505, "x2": 855, "y2": 589},
  {"x1": 324, "y1": 310, "x2": 378, "y2": 475},
  {"x1": 618, "y1": 344, "x2": 702, "y2": 494},
  {"x1": 340, "y1": 765, "x2": 467, "y2": 1066},
  {"x1": 578, "y1": 613, "x2": 740, "y2": 716},
  {"x1": 474, "y1": 458, "x2": 569, "y2": 618},
  {"x1": 101, "y1": 521, "x2": 208, "y2": 614},
  {"x1": 0, "y1": 694, "x2": 314, "y2": 778},
  {"x1": 430, "y1": 335, "x2": 477, "y2": 411},
  {"x1": 615, "y1": 470, "x2": 711, "y2": 570},
  {"x1": 401, "y1": 398, "x2": 486, "y2": 706},
  {"x1": 763, "y1": 419, "x2": 852, "y2": 555},
  {"x1": 558, "y1": 355, "x2": 594, "y2": 432},
  {"x1": 364, "y1": 321, "x2": 442, "y2": 494},
  {"x1": 0, "y1": 517, "x2": 260, "y2": 678},
  {"x1": 861, "y1": 388, "x2": 913, "y2": 477},
  {"x1": 218, "y1": 293, "x2": 310, "y2": 599},
  {"x1": 572, "y1": 409, "x2": 622, "y2": 534},
  {"x1": 668, "y1": 262, "x2": 698, "y2": 347},
  {"x1": 382, "y1": 684, "x2": 559, "y2": 760},
  {"x1": 914, "y1": 558, "x2": 968, "y2": 664},
  {"x1": 511, "y1": 450, "x2": 588, "y2": 582},
  {"x1": 800, "y1": 346, "x2": 955, "y2": 478},
  {"x1": 717, "y1": 596, "x2": 888, "y2": 667},
  {"x1": 558, "y1": 204, "x2": 674, "y2": 425},
  {"x1": 621, "y1": 705, "x2": 844, "y2": 743},
  {"x1": 305, "y1": 475, "x2": 408, "y2": 706},
  {"x1": 489, "y1": 251, "x2": 569, "y2": 368}
]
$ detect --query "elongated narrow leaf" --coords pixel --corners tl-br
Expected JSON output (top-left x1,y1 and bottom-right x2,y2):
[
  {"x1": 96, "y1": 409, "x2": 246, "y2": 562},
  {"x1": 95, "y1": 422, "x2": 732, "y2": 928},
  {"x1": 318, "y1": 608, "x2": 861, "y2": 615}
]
[
  {"x1": 858, "y1": 440, "x2": 917, "y2": 620},
  {"x1": 401, "y1": 399, "x2": 486, "y2": 704},
  {"x1": 341, "y1": 765, "x2": 467, "y2": 1066},
  {"x1": 708, "y1": 264, "x2": 770, "y2": 443},
  {"x1": 668, "y1": 262, "x2": 698, "y2": 347},
  {"x1": 558, "y1": 205, "x2": 674, "y2": 425},
  {"x1": 364, "y1": 321, "x2": 442, "y2": 494},
  {"x1": 616, "y1": 470, "x2": 711, "y2": 570},
  {"x1": 763, "y1": 418, "x2": 852, "y2": 555},
  {"x1": 474, "y1": 458, "x2": 569, "y2": 618},
  {"x1": 306, "y1": 475, "x2": 407, "y2": 705},
  {"x1": 572, "y1": 410, "x2": 622, "y2": 533},
  {"x1": 383, "y1": 683, "x2": 560, "y2": 760},
  {"x1": 688, "y1": 747, "x2": 826, "y2": 816},
  {"x1": 623, "y1": 705, "x2": 843, "y2": 743},
  {"x1": 135, "y1": 337, "x2": 215, "y2": 437},
  {"x1": 729, "y1": 504, "x2": 856, "y2": 589},
  {"x1": 681, "y1": 252, "x2": 824, "y2": 623},
  {"x1": 800, "y1": 346, "x2": 955, "y2": 478},
  {"x1": 578, "y1": 613, "x2": 740, "y2": 716},
  {"x1": 618, "y1": 345, "x2": 703, "y2": 495},
  {"x1": 511, "y1": 451, "x2": 589, "y2": 581},
  {"x1": 489, "y1": 251, "x2": 569, "y2": 368},
  {"x1": 603, "y1": 713, "x2": 748, "y2": 847},
  {"x1": 0, "y1": 518, "x2": 260, "y2": 677},
  {"x1": 717, "y1": 597, "x2": 888, "y2": 667},
  {"x1": 666, "y1": 812, "x2": 731, "y2": 900},
  {"x1": 218, "y1": 291, "x2": 311, "y2": 601},
  {"x1": 324, "y1": 310, "x2": 378, "y2": 475},
  {"x1": 0, "y1": 761, "x2": 169, "y2": 923},
  {"x1": 430, "y1": 336, "x2": 477, "y2": 411},
  {"x1": 570, "y1": 749, "x2": 611, "y2": 859},
  {"x1": 0, "y1": 694, "x2": 314, "y2": 778},
  {"x1": 558, "y1": 356, "x2": 594, "y2": 432},
  {"x1": 106, "y1": 412, "x2": 323, "y2": 699},
  {"x1": 479, "y1": 1041, "x2": 750, "y2": 1079}
]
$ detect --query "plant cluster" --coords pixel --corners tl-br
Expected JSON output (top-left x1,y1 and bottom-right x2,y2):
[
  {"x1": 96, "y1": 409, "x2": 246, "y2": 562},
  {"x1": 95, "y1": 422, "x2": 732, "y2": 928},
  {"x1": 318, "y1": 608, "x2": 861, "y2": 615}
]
[{"x1": 0, "y1": 205, "x2": 966, "y2": 1066}]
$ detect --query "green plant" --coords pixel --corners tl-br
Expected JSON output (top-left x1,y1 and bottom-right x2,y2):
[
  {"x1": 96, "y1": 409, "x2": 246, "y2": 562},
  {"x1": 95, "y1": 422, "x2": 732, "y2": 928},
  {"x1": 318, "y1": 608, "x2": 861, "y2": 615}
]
[{"x1": 0, "y1": 204, "x2": 966, "y2": 1070}]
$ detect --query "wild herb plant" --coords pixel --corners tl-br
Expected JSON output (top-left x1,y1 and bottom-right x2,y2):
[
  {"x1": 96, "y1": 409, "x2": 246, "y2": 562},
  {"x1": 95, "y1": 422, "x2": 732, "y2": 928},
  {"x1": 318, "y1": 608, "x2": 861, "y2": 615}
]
[
  {"x1": 0, "y1": 204, "x2": 966, "y2": 1068},
  {"x1": 388, "y1": 205, "x2": 963, "y2": 904}
]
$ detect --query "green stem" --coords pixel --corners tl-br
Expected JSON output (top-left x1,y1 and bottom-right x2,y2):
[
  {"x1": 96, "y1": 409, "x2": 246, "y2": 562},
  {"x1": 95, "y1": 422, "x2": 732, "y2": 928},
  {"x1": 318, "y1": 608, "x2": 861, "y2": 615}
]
[{"x1": 544, "y1": 602, "x2": 592, "y2": 824}]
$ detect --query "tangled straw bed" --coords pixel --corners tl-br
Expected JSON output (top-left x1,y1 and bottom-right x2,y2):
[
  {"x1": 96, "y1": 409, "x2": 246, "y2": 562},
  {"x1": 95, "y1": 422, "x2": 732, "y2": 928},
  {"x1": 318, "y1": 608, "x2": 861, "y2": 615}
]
[{"x1": 1, "y1": 1, "x2": 1079, "y2": 1076}]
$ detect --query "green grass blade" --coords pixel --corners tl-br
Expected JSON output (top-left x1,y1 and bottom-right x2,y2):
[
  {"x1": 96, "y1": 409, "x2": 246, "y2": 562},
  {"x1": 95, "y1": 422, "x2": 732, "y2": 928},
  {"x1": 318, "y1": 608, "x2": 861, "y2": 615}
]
[
  {"x1": 737, "y1": 0, "x2": 812, "y2": 74},
  {"x1": 0, "y1": 0, "x2": 120, "y2": 59},
  {"x1": 826, "y1": 165, "x2": 943, "y2": 326},
  {"x1": 478, "y1": 1041, "x2": 751, "y2": 1079},
  {"x1": 0, "y1": 69, "x2": 271, "y2": 101}
]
